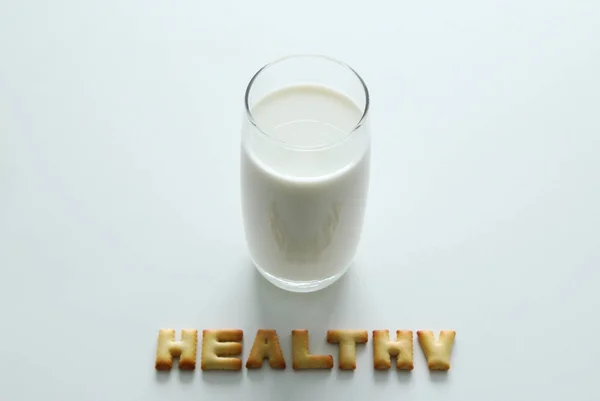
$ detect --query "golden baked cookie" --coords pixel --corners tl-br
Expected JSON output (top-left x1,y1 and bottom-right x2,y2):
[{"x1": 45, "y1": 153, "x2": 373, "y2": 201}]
[
  {"x1": 327, "y1": 329, "x2": 368, "y2": 370},
  {"x1": 201, "y1": 329, "x2": 243, "y2": 371},
  {"x1": 246, "y1": 329, "x2": 286, "y2": 369},
  {"x1": 417, "y1": 330, "x2": 456, "y2": 370},
  {"x1": 292, "y1": 329, "x2": 333, "y2": 370},
  {"x1": 372, "y1": 330, "x2": 413, "y2": 370},
  {"x1": 155, "y1": 328, "x2": 198, "y2": 371}
]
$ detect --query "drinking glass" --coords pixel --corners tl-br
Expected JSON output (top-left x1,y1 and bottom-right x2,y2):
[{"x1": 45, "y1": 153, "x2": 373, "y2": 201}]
[{"x1": 240, "y1": 55, "x2": 370, "y2": 292}]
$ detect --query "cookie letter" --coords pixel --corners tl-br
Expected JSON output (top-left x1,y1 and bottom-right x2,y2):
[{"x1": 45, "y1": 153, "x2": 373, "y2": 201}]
[
  {"x1": 373, "y1": 330, "x2": 413, "y2": 370},
  {"x1": 291, "y1": 330, "x2": 333, "y2": 370},
  {"x1": 327, "y1": 330, "x2": 368, "y2": 370},
  {"x1": 246, "y1": 329, "x2": 286, "y2": 369},
  {"x1": 417, "y1": 330, "x2": 456, "y2": 370},
  {"x1": 155, "y1": 328, "x2": 198, "y2": 371},
  {"x1": 201, "y1": 329, "x2": 243, "y2": 370}
]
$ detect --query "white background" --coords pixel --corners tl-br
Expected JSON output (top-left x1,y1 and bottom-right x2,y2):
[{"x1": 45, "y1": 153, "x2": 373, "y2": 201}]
[{"x1": 1, "y1": 0, "x2": 599, "y2": 400}]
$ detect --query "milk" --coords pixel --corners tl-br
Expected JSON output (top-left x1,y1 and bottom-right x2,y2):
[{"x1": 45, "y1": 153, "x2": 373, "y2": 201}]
[{"x1": 241, "y1": 84, "x2": 370, "y2": 289}]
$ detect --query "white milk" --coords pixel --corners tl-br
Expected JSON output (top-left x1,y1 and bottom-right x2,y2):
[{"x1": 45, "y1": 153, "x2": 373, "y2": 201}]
[{"x1": 241, "y1": 84, "x2": 370, "y2": 286}]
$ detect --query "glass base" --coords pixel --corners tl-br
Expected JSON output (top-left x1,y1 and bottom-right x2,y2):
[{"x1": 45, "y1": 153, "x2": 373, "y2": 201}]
[{"x1": 253, "y1": 262, "x2": 350, "y2": 293}]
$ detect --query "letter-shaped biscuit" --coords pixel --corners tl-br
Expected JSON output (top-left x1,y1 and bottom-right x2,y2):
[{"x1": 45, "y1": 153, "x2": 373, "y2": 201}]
[
  {"x1": 291, "y1": 330, "x2": 333, "y2": 370},
  {"x1": 417, "y1": 330, "x2": 456, "y2": 370},
  {"x1": 201, "y1": 329, "x2": 243, "y2": 370},
  {"x1": 155, "y1": 328, "x2": 198, "y2": 370},
  {"x1": 372, "y1": 330, "x2": 413, "y2": 370},
  {"x1": 327, "y1": 330, "x2": 368, "y2": 370},
  {"x1": 246, "y1": 329, "x2": 286, "y2": 369}
]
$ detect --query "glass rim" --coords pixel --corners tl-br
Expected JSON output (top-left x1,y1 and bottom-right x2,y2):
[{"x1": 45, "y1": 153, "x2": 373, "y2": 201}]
[{"x1": 244, "y1": 54, "x2": 370, "y2": 149}]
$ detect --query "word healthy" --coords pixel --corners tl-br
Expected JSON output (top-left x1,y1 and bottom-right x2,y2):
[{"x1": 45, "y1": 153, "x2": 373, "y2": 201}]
[{"x1": 155, "y1": 328, "x2": 455, "y2": 372}]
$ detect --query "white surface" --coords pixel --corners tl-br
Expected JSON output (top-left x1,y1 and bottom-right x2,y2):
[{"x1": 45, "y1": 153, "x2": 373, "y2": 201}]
[{"x1": 0, "y1": 0, "x2": 599, "y2": 400}]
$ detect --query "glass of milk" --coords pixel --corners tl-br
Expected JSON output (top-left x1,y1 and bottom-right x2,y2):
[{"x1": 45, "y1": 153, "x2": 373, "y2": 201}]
[{"x1": 241, "y1": 55, "x2": 370, "y2": 293}]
